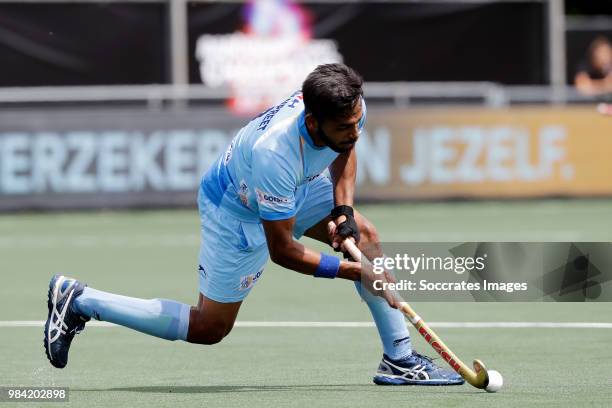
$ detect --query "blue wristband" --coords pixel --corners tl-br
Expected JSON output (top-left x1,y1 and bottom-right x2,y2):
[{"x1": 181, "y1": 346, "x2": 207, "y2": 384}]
[{"x1": 314, "y1": 253, "x2": 340, "y2": 279}]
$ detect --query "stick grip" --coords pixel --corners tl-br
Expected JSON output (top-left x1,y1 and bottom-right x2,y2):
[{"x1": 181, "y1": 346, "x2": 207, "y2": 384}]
[{"x1": 339, "y1": 235, "x2": 362, "y2": 262}]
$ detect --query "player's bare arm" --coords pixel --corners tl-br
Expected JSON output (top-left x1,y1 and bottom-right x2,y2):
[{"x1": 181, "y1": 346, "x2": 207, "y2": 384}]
[
  {"x1": 261, "y1": 217, "x2": 361, "y2": 281},
  {"x1": 329, "y1": 147, "x2": 357, "y2": 250},
  {"x1": 330, "y1": 147, "x2": 357, "y2": 208},
  {"x1": 262, "y1": 216, "x2": 397, "y2": 307}
]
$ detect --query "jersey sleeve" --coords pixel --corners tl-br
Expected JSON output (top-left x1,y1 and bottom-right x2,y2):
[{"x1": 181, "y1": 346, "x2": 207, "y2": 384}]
[{"x1": 251, "y1": 147, "x2": 298, "y2": 221}]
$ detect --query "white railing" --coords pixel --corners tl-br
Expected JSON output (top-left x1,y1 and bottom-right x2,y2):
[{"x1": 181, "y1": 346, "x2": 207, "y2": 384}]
[{"x1": 0, "y1": 83, "x2": 605, "y2": 108}]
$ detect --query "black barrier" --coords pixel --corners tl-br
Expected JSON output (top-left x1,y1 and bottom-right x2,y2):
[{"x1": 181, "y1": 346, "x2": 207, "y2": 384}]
[
  {"x1": 0, "y1": 1, "x2": 547, "y2": 88},
  {"x1": 188, "y1": 1, "x2": 546, "y2": 84},
  {"x1": 0, "y1": 2, "x2": 168, "y2": 86}
]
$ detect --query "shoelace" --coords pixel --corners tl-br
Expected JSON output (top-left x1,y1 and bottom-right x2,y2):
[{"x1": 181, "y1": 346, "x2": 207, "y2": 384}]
[{"x1": 410, "y1": 352, "x2": 437, "y2": 370}]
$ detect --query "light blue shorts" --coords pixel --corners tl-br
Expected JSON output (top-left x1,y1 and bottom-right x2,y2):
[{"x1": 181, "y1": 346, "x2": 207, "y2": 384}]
[{"x1": 197, "y1": 175, "x2": 334, "y2": 303}]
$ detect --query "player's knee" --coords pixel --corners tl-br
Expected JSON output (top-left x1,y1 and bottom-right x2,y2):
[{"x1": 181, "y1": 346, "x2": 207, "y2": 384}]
[
  {"x1": 189, "y1": 325, "x2": 227, "y2": 345},
  {"x1": 200, "y1": 330, "x2": 226, "y2": 345},
  {"x1": 188, "y1": 319, "x2": 232, "y2": 345}
]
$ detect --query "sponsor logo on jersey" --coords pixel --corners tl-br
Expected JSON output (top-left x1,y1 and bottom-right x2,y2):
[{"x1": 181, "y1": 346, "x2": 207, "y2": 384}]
[
  {"x1": 305, "y1": 173, "x2": 320, "y2": 183},
  {"x1": 198, "y1": 264, "x2": 207, "y2": 278},
  {"x1": 255, "y1": 188, "x2": 291, "y2": 206}
]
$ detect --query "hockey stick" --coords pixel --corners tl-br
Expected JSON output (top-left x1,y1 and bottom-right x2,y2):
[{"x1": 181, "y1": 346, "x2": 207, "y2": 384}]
[{"x1": 332, "y1": 226, "x2": 503, "y2": 392}]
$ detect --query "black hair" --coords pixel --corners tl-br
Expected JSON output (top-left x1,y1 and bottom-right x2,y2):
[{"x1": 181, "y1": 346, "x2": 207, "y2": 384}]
[{"x1": 302, "y1": 63, "x2": 363, "y2": 122}]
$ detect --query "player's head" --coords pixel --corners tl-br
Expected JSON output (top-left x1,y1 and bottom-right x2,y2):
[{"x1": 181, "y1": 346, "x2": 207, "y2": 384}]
[
  {"x1": 302, "y1": 63, "x2": 364, "y2": 153},
  {"x1": 588, "y1": 36, "x2": 611, "y2": 71}
]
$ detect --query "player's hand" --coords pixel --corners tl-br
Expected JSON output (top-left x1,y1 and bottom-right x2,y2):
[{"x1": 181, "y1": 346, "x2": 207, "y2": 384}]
[
  {"x1": 328, "y1": 219, "x2": 356, "y2": 261},
  {"x1": 328, "y1": 205, "x2": 360, "y2": 257}
]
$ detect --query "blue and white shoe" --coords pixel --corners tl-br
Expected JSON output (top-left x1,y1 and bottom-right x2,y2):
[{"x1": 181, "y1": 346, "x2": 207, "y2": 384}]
[
  {"x1": 44, "y1": 275, "x2": 89, "y2": 369},
  {"x1": 373, "y1": 352, "x2": 465, "y2": 386}
]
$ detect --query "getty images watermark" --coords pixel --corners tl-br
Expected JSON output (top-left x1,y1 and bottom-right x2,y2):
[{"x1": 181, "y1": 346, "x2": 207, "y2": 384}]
[
  {"x1": 371, "y1": 252, "x2": 526, "y2": 293},
  {"x1": 361, "y1": 243, "x2": 612, "y2": 302}
]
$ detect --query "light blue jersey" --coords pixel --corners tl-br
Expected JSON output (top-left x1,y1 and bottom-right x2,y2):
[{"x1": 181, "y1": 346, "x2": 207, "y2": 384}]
[
  {"x1": 197, "y1": 91, "x2": 366, "y2": 302},
  {"x1": 200, "y1": 91, "x2": 366, "y2": 222}
]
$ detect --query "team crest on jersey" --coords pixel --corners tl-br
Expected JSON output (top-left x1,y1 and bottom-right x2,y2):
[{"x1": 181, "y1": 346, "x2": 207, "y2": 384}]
[
  {"x1": 239, "y1": 269, "x2": 263, "y2": 291},
  {"x1": 238, "y1": 180, "x2": 250, "y2": 208}
]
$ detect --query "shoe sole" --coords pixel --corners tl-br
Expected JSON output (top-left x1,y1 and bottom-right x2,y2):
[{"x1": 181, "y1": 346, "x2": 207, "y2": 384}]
[{"x1": 373, "y1": 375, "x2": 465, "y2": 386}]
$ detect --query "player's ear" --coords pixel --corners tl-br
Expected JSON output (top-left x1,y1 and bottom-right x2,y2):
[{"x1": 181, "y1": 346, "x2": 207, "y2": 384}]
[{"x1": 305, "y1": 112, "x2": 319, "y2": 132}]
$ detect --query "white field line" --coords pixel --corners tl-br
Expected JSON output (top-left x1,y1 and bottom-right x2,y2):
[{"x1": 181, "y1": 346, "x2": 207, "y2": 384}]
[{"x1": 2, "y1": 321, "x2": 612, "y2": 329}]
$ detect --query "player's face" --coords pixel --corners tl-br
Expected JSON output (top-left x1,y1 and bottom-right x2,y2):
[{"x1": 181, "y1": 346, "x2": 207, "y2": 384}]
[
  {"x1": 315, "y1": 100, "x2": 363, "y2": 153},
  {"x1": 592, "y1": 44, "x2": 611, "y2": 70}
]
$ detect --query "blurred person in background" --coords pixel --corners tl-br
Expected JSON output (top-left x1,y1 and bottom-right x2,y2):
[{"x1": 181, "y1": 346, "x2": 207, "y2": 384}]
[{"x1": 574, "y1": 36, "x2": 612, "y2": 96}]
